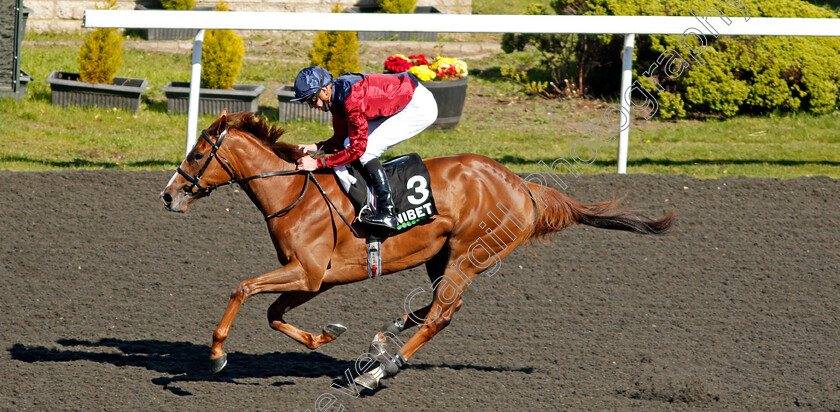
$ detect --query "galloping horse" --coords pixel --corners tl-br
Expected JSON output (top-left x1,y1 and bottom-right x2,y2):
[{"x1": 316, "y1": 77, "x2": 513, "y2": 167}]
[{"x1": 160, "y1": 110, "x2": 675, "y2": 389}]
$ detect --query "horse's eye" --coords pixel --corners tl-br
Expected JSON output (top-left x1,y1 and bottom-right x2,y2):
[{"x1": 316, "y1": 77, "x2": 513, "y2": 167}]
[{"x1": 194, "y1": 153, "x2": 205, "y2": 160}]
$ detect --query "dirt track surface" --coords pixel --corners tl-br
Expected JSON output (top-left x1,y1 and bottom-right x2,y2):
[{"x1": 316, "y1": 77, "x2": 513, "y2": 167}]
[{"x1": 2, "y1": 171, "x2": 839, "y2": 411}]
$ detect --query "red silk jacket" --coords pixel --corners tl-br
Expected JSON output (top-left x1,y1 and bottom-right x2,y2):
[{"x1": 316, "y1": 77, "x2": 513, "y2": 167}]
[{"x1": 316, "y1": 73, "x2": 419, "y2": 168}]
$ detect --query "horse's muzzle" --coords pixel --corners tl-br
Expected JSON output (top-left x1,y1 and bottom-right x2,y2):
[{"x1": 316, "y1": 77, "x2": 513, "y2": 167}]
[
  {"x1": 160, "y1": 190, "x2": 190, "y2": 212},
  {"x1": 161, "y1": 192, "x2": 174, "y2": 211}
]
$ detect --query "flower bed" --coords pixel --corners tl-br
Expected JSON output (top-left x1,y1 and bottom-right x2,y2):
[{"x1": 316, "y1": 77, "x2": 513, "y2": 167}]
[
  {"x1": 384, "y1": 54, "x2": 468, "y2": 129},
  {"x1": 384, "y1": 54, "x2": 467, "y2": 81}
]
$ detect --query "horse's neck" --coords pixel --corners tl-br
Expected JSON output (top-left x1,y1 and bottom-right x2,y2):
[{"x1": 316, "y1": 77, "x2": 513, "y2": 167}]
[{"x1": 233, "y1": 140, "x2": 298, "y2": 219}]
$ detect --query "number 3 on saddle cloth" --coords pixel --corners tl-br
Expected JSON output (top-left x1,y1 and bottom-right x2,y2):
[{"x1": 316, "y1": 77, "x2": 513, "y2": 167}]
[{"x1": 337, "y1": 153, "x2": 439, "y2": 278}]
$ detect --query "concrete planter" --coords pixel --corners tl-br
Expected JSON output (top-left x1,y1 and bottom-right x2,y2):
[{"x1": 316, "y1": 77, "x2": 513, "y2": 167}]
[
  {"x1": 344, "y1": 6, "x2": 441, "y2": 41},
  {"x1": 45, "y1": 71, "x2": 149, "y2": 113},
  {"x1": 1, "y1": 4, "x2": 31, "y2": 98},
  {"x1": 20, "y1": 5, "x2": 31, "y2": 41},
  {"x1": 273, "y1": 86, "x2": 332, "y2": 124},
  {"x1": 0, "y1": 70, "x2": 30, "y2": 100},
  {"x1": 422, "y1": 77, "x2": 468, "y2": 130},
  {"x1": 162, "y1": 82, "x2": 266, "y2": 115},
  {"x1": 130, "y1": 4, "x2": 214, "y2": 40}
]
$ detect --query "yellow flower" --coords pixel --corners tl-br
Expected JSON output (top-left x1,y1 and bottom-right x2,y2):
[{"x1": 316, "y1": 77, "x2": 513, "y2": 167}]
[
  {"x1": 430, "y1": 56, "x2": 455, "y2": 71},
  {"x1": 408, "y1": 65, "x2": 436, "y2": 82},
  {"x1": 429, "y1": 56, "x2": 468, "y2": 80},
  {"x1": 452, "y1": 60, "x2": 468, "y2": 78},
  {"x1": 386, "y1": 54, "x2": 468, "y2": 81}
]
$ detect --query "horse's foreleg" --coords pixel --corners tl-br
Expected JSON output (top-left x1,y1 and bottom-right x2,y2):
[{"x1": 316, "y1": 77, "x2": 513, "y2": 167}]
[
  {"x1": 211, "y1": 264, "x2": 315, "y2": 373},
  {"x1": 267, "y1": 288, "x2": 346, "y2": 349}
]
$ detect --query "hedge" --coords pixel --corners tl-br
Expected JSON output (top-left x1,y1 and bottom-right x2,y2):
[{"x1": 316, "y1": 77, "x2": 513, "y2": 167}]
[{"x1": 504, "y1": 0, "x2": 840, "y2": 117}]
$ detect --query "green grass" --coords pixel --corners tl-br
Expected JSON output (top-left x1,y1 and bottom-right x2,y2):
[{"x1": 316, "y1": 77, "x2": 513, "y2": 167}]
[
  {"x1": 388, "y1": 101, "x2": 840, "y2": 179},
  {"x1": 3, "y1": 34, "x2": 839, "y2": 178},
  {"x1": 473, "y1": 0, "x2": 840, "y2": 15},
  {"x1": 472, "y1": 0, "x2": 548, "y2": 14}
]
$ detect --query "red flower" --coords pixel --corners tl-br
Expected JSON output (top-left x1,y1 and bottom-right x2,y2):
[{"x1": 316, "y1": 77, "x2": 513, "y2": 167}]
[
  {"x1": 384, "y1": 55, "x2": 413, "y2": 74},
  {"x1": 409, "y1": 54, "x2": 429, "y2": 66}
]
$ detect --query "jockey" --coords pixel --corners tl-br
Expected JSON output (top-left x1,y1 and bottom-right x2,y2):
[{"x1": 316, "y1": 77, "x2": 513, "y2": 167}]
[{"x1": 292, "y1": 66, "x2": 438, "y2": 230}]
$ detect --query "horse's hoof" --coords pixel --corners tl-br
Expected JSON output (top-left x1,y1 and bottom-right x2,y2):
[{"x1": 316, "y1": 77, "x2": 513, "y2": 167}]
[
  {"x1": 354, "y1": 372, "x2": 379, "y2": 390},
  {"x1": 323, "y1": 323, "x2": 347, "y2": 339},
  {"x1": 210, "y1": 354, "x2": 228, "y2": 374}
]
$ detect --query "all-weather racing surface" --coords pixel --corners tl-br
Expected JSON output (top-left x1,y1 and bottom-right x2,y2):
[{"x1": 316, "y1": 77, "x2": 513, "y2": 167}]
[{"x1": 1, "y1": 170, "x2": 838, "y2": 410}]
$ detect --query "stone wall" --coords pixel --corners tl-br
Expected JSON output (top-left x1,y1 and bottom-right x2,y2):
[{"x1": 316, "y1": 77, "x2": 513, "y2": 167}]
[{"x1": 24, "y1": 0, "x2": 472, "y2": 33}]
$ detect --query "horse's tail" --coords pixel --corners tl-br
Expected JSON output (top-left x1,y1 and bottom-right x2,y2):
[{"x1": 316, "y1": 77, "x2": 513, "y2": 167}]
[{"x1": 529, "y1": 184, "x2": 676, "y2": 240}]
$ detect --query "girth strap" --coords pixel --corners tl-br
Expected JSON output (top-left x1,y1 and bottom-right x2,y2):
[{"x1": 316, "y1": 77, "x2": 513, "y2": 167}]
[{"x1": 309, "y1": 173, "x2": 361, "y2": 238}]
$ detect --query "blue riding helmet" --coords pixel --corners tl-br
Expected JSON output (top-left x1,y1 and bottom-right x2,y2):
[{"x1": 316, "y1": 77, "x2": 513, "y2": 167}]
[{"x1": 290, "y1": 66, "x2": 334, "y2": 102}]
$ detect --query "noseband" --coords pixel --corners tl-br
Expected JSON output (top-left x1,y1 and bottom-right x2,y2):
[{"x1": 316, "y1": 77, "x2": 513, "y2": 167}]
[{"x1": 177, "y1": 128, "x2": 238, "y2": 195}]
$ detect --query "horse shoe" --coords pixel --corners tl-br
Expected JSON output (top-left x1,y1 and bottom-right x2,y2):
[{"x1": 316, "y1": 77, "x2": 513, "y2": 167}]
[
  {"x1": 210, "y1": 354, "x2": 227, "y2": 374},
  {"x1": 354, "y1": 352, "x2": 406, "y2": 390},
  {"x1": 322, "y1": 323, "x2": 347, "y2": 339},
  {"x1": 354, "y1": 366, "x2": 384, "y2": 390}
]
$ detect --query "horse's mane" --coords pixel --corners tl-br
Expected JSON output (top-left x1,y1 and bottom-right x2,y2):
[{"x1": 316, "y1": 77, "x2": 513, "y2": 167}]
[{"x1": 227, "y1": 113, "x2": 304, "y2": 163}]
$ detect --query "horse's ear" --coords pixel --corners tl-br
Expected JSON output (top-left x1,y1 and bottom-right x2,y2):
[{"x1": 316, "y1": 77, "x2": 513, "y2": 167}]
[
  {"x1": 206, "y1": 109, "x2": 229, "y2": 135},
  {"x1": 218, "y1": 109, "x2": 229, "y2": 126}
]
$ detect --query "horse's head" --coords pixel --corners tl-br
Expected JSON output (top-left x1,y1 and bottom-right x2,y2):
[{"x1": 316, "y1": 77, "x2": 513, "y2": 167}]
[{"x1": 161, "y1": 109, "x2": 244, "y2": 212}]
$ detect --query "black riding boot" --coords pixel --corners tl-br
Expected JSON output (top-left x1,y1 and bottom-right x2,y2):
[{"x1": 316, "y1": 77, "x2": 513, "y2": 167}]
[{"x1": 360, "y1": 159, "x2": 398, "y2": 230}]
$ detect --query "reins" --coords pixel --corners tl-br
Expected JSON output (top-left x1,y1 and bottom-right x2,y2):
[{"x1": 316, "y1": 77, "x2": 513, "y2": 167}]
[{"x1": 177, "y1": 126, "x2": 360, "y2": 238}]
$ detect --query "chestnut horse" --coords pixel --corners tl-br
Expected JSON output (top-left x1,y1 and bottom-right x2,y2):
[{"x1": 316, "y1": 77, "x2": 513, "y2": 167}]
[{"x1": 160, "y1": 110, "x2": 675, "y2": 389}]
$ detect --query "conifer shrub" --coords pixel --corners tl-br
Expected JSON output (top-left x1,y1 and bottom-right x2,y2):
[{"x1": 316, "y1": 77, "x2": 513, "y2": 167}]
[
  {"x1": 309, "y1": 4, "x2": 360, "y2": 77},
  {"x1": 201, "y1": 1, "x2": 244, "y2": 89},
  {"x1": 161, "y1": 0, "x2": 196, "y2": 11},
  {"x1": 503, "y1": 0, "x2": 840, "y2": 117},
  {"x1": 78, "y1": 0, "x2": 123, "y2": 84},
  {"x1": 502, "y1": 3, "x2": 621, "y2": 98},
  {"x1": 378, "y1": 0, "x2": 417, "y2": 13}
]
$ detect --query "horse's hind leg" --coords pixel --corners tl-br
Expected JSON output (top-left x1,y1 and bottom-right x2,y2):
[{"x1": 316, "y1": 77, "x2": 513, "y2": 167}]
[
  {"x1": 267, "y1": 288, "x2": 346, "y2": 350},
  {"x1": 355, "y1": 272, "x2": 468, "y2": 389},
  {"x1": 365, "y1": 251, "x2": 449, "y2": 348}
]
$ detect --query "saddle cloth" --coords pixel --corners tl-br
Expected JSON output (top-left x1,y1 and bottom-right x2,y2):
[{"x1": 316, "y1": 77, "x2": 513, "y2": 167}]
[{"x1": 334, "y1": 153, "x2": 438, "y2": 231}]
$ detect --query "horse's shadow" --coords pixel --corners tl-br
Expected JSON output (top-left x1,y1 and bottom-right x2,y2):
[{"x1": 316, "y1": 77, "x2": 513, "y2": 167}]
[
  {"x1": 9, "y1": 338, "x2": 534, "y2": 396},
  {"x1": 8, "y1": 338, "x2": 350, "y2": 395}
]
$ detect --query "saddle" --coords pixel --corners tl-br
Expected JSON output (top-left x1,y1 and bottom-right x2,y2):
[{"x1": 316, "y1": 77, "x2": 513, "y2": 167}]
[
  {"x1": 333, "y1": 153, "x2": 439, "y2": 278},
  {"x1": 341, "y1": 153, "x2": 438, "y2": 231}
]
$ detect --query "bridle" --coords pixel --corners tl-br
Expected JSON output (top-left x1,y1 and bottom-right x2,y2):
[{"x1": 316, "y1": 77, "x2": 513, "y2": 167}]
[
  {"x1": 177, "y1": 127, "x2": 240, "y2": 195},
  {"x1": 175, "y1": 126, "x2": 359, "y2": 236},
  {"x1": 176, "y1": 126, "x2": 307, "y2": 218}
]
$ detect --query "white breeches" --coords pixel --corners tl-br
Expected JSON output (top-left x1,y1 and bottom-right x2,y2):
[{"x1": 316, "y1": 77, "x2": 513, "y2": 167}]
[{"x1": 342, "y1": 83, "x2": 438, "y2": 166}]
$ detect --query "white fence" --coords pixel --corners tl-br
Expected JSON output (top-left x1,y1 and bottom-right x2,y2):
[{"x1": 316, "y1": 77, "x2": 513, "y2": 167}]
[{"x1": 84, "y1": 10, "x2": 840, "y2": 171}]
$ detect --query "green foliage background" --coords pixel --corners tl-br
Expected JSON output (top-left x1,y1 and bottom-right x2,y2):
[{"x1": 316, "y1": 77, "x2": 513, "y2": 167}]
[
  {"x1": 378, "y1": 0, "x2": 418, "y2": 13},
  {"x1": 200, "y1": 2, "x2": 245, "y2": 89},
  {"x1": 309, "y1": 4, "x2": 361, "y2": 77},
  {"x1": 77, "y1": 0, "x2": 123, "y2": 84},
  {"x1": 78, "y1": 28, "x2": 123, "y2": 84},
  {"x1": 161, "y1": 0, "x2": 196, "y2": 10},
  {"x1": 504, "y1": 0, "x2": 840, "y2": 118}
]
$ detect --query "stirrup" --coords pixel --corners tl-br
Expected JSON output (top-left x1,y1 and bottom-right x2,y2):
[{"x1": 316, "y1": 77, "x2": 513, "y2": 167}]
[{"x1": 360, "y1": 213, "x2": 397, "y2": 230}]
